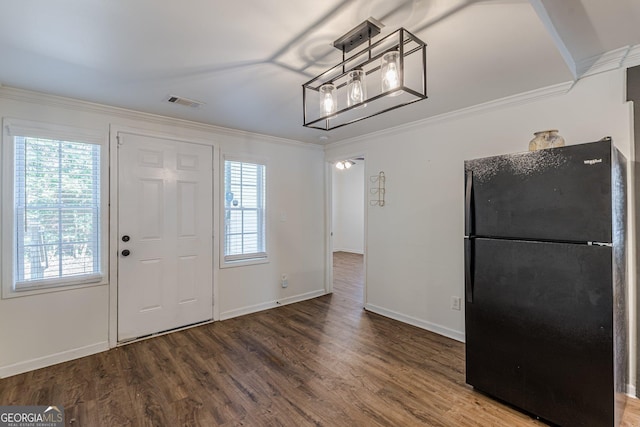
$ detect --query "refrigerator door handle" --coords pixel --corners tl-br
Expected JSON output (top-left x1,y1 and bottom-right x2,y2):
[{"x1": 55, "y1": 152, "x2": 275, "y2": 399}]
[
  {"x1": 465, "y1": 170, "x2": 473, "y2": 236},
  {"x1": 465, "y1": 238, "x2": 474, "y2": 303}
]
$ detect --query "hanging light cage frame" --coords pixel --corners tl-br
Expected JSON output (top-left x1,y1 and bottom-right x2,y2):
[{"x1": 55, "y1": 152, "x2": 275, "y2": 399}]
[{"x1": 302, "y1": 21, "x2": 427, "y2": 131}]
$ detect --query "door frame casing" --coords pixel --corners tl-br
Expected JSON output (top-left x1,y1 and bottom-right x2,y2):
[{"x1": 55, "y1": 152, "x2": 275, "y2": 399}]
[
  {"x1": 627, "y1": 65, "x2": 640, "y2": 397},
  {"x1": 324, "y1": 160, "x2": 333, "y2": 294},
  {"x1": 108, "y1": 125, "x2": 219, "y2": 348}
]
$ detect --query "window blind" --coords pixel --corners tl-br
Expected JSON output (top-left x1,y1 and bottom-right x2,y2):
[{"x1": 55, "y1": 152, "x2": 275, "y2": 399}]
[
  {"x1": 224, "y1": 160, "x2": 266, "y2": 262},
  {"x1": 14, "y1": 136, "x2": 101, "y2": 288}
]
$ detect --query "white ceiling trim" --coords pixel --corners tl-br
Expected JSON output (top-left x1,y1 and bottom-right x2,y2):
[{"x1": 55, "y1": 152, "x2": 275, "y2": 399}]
[
  {"x1": 0, "y1": 86, "x2": 322, "y2": 152},
  {"x1": 528, "y1": 0, "x2": 577, "y2": 79},
  {"x1": 324, "y1": 80, "x2": 573, "y2": 150},
  {"x1": 578, "y1": 46, "x2": 632, "y2": 79},
  {"x1": 624, "y1": 45, "x2": 640, "y2": 69}
]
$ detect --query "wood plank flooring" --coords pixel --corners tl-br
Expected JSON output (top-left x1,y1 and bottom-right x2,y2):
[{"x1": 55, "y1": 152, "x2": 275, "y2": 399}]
[{"x1": 1, "y1": 251, "x2": 639, "y2": 426}]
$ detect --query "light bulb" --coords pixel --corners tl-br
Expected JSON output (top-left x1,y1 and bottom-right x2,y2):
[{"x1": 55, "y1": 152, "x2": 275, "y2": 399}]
[
  {"x1": 347, "y1": 69, "x2": 367, "y2": 108},
  {"x1": 384, "y1": 64, "x2": 399, "y2": 88},
  {"x1": 335, "y1": 160, "x2": 354, "y2": 170},
  {"x1": 319, "y1": 83, "x2": 337, "y2": 116},
  {"x1": 381, "y1": 51, "x2": 402, "y2": 96}
]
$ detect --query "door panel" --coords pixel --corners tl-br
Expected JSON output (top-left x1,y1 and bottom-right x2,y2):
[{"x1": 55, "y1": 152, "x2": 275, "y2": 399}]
[
  {"x1": 118, "y1": 133, "x2": 213, "y2": 341},
  {"x1": 177, "y1": 181, "x2": 197, "y2": 236},
  {"x1": 140, "y1": 179, "x2": 164, "y2": 238},
  {"x1": 465, "y1": 140, "x2": 612, "y2": 242},
  {"x1": 465, "y1": 238, "x2": 613, "y2": 427}
]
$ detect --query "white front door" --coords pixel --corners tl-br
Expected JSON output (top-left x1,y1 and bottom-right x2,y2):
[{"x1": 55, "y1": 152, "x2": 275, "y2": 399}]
[{"x1": 117, "y1": 132, "x2": 213, "y2": 341}]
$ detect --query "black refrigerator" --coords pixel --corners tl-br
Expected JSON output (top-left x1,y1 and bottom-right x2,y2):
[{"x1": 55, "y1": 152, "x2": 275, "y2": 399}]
[{"x1": 464, "y1": 138, "x2": 627, "y2": 427}]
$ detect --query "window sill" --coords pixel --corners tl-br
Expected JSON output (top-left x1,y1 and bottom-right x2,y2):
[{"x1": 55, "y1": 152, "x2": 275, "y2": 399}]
[
  {"x1": 220, "y1": 257, "x2": 270, "y2": 269},
  {"x1": 2, "y1": 276, "x2": 107, "y2": 299}
]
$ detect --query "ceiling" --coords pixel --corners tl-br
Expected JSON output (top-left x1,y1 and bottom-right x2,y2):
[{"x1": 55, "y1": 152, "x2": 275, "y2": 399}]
[{"x1": 0, "y1": 0, "x2": 639, "y2": 145}]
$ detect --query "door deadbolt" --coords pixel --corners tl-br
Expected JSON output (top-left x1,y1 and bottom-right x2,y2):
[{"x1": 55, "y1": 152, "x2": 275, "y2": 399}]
[
  {"x1": 122, "y1": 235, "x2": 130, "y2": 242},
  {"x1": 121, "y1": 249, "x2": 131, "y2": 257}
]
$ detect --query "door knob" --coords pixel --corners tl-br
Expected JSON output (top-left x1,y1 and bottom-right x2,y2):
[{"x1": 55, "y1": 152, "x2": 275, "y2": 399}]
[
  {"x1": 122, "y1": 235, "x2": 130, "y2": 242},
  {"x1": 121, "y1": 249, "x2": 131, "y2": 257}
]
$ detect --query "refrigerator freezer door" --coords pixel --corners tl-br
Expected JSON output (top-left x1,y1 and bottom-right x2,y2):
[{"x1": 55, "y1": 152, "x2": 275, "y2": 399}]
[
  {"x1": 465, "y1": 238, "x2": 613, "y2": 427},
  {"x1": 465, "y1": 140, "x2": 612, "y2": 243}
]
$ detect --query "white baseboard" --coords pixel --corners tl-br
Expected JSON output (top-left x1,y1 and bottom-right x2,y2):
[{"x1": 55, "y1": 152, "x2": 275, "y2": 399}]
[
  {"x1": 0, "y1": 341, "x2": 109, "y2": 379},
  {"x1": 332, "y1": 248, "x2": 364, "y2": 255},
  {"x1": 220, "y1": 289, "x2": 327, "y2": 320},
  {"x1": 277, "y1": 289, "x2": 326, "y2": 306},
  {"x1": 364, "y1": 303, "x2": 465, "y2": 343},
  {"x1": 628, "y1": 384, "x2": 637, "y2": 397}
]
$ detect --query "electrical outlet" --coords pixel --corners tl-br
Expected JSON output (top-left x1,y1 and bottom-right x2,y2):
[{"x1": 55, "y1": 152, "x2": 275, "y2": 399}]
[
  {"x1": 281, "y1": 274, "x2": 288, "y2": 288},
  {"x1": 451, "y1": 296, "x2": 461, "y2": 311}
]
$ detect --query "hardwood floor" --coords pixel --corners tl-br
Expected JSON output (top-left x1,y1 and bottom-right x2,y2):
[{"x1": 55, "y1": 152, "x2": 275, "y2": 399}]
[{"x1": 1, "y1": 251, "x2": 639, "y2": 426}]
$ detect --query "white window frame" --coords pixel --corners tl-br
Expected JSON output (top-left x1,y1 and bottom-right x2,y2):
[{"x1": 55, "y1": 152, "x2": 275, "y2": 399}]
[
  {"x1": 1, "y1": 118, "x2": 109, "y2": 298},
  {"x1": 220, "y1": 154, "x2": 268, "y2": 267}
]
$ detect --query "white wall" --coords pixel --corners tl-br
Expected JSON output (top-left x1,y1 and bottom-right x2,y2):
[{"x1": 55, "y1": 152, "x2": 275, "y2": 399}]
[
  {"x1": 332, "y1": 161, "x2": 365, "y2": 254},
  {"x1": 1, "y1": 67, "x2": 636, "y2": 390},
  {"x1": 0, "y1": 87, "x2": 326, "y2": 377},
  {"x1": 217, "y1": 137, "x2": 326, "y2": 319},
  {"x1": 325, "y1": 69, "x2": 636, "y2": 387}
]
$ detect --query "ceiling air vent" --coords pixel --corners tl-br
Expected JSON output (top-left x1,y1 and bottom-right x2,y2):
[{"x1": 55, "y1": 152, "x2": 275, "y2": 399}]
[{"x1": 165, "y1": 95, "x2": 204, "y2": 108}]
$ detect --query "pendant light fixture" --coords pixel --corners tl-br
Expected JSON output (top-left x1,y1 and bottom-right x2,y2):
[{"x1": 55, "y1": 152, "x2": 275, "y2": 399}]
[{"x1": 303, "y1": 20, "x2": 427, "y2": 131}]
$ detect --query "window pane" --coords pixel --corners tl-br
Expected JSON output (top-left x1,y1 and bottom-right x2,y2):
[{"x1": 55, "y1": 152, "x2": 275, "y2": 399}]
[
  {"x1": 15, "y1": 136, "x2": 101, "y2": 286},
  {"x1": 224, "y1": 160, "x2": 266, "y2": 261},
  {"x1": 243, "y1": 210, "x2": 258, "y2": 233}
]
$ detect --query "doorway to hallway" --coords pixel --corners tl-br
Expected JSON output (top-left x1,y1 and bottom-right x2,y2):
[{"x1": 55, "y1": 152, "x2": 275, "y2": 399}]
[{"x1": 331, "y1": 156, "x2": 365, "y2": 304}]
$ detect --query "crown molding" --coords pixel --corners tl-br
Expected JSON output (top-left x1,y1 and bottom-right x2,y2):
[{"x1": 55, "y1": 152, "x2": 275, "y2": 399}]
[
  {"x1": 577, "y1": 46, "x2": 630, "y2": 78},
  {"x1": 325, "y1": 80, "x2": 573, "y2": 150},
  {"x1": 623, "y1": 44, "x2": 640, "y2": 69},
  {"x1": 0, "y1": 86, "x2": 321, "y2": 151},
  {"x1": 576, "y1": 43, "x2": 640, "y2": 77}
]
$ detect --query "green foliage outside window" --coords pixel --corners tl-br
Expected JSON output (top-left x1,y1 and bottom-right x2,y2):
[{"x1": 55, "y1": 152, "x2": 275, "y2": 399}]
[{"x1": 16, "y1": 136, "x2": 100, "y2": 284}]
